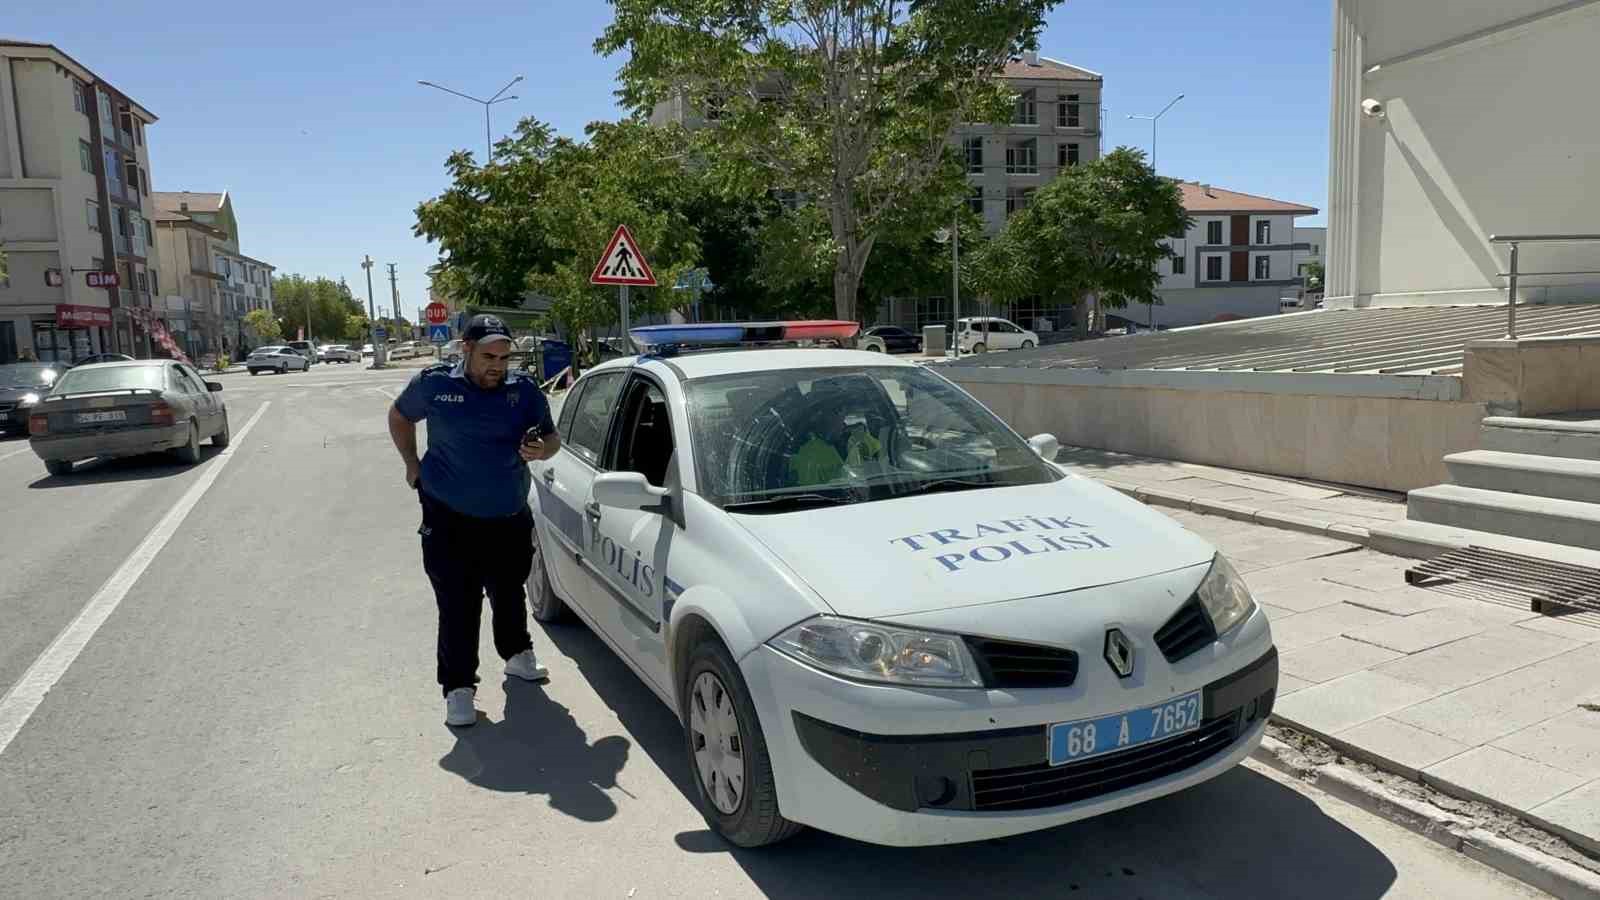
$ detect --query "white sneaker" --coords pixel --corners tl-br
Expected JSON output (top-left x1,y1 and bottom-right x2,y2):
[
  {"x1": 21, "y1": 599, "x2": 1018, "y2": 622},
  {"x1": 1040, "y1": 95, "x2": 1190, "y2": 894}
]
[
  {"x1": 504, "y1": 649, "x2": 549, "y2": 683},
  {"x1": 445, "y1": 688, "x2": 477, "y2": 727}
]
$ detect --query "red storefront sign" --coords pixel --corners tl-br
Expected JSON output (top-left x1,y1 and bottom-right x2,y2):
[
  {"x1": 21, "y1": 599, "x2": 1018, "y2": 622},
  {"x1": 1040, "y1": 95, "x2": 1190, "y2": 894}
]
[
  {"x1": 85, "y1": 271, "x2": 120, "y2": 288},
  {"x1": 56, "y1": 304, "x2": 113, "y2": 329}
]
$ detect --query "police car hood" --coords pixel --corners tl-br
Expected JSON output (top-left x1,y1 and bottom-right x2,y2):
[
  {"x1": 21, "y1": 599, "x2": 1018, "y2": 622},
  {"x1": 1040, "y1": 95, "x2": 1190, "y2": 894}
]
[{"x1": 730, "y1": 472, "x2": 1216, "y2": 619}]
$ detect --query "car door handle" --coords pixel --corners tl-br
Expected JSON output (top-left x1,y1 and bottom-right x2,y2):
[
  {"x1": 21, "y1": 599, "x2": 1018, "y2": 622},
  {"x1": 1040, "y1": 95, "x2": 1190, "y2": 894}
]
[
  {"x1": 584, "y1": 501, "x2": 602, "y2": 521},
  {"x1": 542, "y1": 469, "x2": 555, "y2": 485}
]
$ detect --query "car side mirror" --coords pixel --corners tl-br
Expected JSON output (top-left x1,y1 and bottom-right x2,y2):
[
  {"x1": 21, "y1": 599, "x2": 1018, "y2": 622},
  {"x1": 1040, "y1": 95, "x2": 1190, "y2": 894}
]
[
  {"x1": 593, "y1": 471, "x2": 671, "y2": 514},
  {"x1": 206, "y1": 382, "x2": 223, "y2": 392},
  {"x1": 1028, "y1": 433, "x2": 1060, "y2": 460}
]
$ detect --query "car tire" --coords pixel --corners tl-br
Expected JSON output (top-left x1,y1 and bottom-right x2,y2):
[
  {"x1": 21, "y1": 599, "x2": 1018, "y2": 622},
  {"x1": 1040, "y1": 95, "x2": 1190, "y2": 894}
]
[
  {"x1": 864, "y1": 344, "x2": 883, "y2": 352},
  {"x1": 211, "y1": 410, "x2": 231, "y2": 448},
  {"x1": 972, "y1": 342, "x2": 987, "y2": 354},
  {"x1": 174, "y1": 421, "x2": 202, "y2": 465},
  {"x1": 526, "y1": 528, "x2": 569, "y2": 623},
  {"x1": 248, "y1": 368, "x2": 261, "y2": 376},
  {"x1": 681, "y1": 636, "x2": 802, "y2": 848},
  {"x1": 44, "y1": 459, "x2": 72, "y2": 477},
  {"x1": 1022, "y1": 339, "x2": 1035, "y2": 349}
]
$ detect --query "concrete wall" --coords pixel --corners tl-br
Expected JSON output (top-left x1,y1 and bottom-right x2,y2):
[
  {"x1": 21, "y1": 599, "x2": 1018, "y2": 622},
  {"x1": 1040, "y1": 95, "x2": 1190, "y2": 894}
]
[
  {"x1": 943, "y1": 369, "x2": 1485, "y2": 492},
  {"x1": 1127, "y1": 283, "x2": 1288, "y2": 329},
  {"x1": 1463, "y1": 335, "x2": 1600, "y2": 417},
  {"x1": 1328, "y1": 0, "x2": 1600, "y2": 307}
]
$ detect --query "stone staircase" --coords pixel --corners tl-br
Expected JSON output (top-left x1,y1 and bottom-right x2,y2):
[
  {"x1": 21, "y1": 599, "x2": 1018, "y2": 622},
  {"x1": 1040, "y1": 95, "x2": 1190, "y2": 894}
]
[{"x1": 1371, "y1": 414, "x2": 1600, "y2": 566}]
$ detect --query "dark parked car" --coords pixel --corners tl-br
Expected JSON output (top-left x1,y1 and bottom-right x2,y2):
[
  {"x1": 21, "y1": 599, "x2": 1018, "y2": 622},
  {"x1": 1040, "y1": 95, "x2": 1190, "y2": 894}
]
[
  {"x1": 0, "y1": 363, "x2": 65, "y2": 436},
  {"x1": 28, "y1": 360, "x2": 229, "y2": 476},
  {"x1": 860, "y1": 325, "x2": 922, "y2": 354}
]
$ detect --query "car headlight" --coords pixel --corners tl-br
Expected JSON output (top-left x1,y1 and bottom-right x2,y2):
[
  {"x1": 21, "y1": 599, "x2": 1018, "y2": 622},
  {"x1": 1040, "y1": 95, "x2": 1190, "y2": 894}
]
[
  {"x1": 19, "y1": 393, "x2": 40, "y2": 406},
  {"x1": 769, "y1": 616, "x2": 984, "y2": 688},
  {"x1": 1196, "y1": 554, "x2": 1257, "y2": 636}
]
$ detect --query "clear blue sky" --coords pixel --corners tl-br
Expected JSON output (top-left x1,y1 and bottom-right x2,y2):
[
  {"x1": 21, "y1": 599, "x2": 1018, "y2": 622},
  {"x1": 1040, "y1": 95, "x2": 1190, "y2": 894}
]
[{"x1": 11, "y1": 1, "x2": 1329, "y2": 314}]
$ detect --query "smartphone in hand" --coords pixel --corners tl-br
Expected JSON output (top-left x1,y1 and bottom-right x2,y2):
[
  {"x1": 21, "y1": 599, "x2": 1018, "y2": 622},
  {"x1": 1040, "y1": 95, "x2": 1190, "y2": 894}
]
[{"x1": 523, "y1": 425, "x2": 545, "y2": 446}]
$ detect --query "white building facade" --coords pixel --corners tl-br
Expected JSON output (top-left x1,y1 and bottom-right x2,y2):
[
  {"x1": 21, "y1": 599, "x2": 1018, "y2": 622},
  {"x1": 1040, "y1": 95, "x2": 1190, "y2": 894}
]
[
  {"x1": 152, "y1": 191, "x2": 273, "y2": 359},
  {"x1": 1121, "y1": 182, "x2": 1317, "y2": 329},
  {"x1": 0, "y1": 41, "x2": 160, "y2": 363},
  {"x1": 1326, "y1": 0, "x2": 1600, "y2": 308}
]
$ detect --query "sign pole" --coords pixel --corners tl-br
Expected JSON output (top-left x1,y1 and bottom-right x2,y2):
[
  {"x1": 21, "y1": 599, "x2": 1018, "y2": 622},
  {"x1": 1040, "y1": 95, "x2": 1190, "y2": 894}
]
[{"x1": 620, "y1": 284, "x2": 631, "y2": 337}]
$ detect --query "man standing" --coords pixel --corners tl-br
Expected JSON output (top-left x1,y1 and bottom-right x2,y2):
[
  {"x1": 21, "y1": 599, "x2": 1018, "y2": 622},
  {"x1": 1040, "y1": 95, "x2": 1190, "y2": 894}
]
[{"x1": 387, "y1": 315, "x2": 561, "y2": 727}]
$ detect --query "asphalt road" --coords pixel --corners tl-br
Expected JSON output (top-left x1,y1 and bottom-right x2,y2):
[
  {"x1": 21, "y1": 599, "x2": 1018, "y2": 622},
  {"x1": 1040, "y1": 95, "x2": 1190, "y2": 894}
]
[{"x1": 0, "y1": 363, "x2": 1546, "y2": 899}]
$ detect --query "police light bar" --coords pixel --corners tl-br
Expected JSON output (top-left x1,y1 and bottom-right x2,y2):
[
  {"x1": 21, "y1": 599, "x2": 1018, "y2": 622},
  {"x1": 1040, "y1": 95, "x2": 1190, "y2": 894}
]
[{"x1": 630, "y1": 320, "x2": 860, "y2": 351}]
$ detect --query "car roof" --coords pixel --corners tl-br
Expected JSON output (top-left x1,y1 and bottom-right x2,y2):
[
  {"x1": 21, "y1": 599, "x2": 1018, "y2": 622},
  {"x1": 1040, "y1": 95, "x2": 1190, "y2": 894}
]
[
  {"x1": 586, "y1": 347, "x2": 920, "y2": 382},
  {"x1": 69, "y1": 359, "x2": 171, "y2": 368}
]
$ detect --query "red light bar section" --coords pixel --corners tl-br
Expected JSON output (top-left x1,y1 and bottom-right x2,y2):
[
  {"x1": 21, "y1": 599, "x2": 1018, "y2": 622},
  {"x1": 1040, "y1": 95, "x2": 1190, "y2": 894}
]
[{"x1": 782, "y1": 320, "x2": 860, "y2": 342}]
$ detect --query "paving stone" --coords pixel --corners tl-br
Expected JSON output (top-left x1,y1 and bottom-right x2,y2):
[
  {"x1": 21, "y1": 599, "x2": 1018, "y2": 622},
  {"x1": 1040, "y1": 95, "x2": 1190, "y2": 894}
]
[
  {"x1": 1376, "y1": 625, "x2": 1583, "y2": 693},
  {"x1": 1341, "y1": 585, "x2": 1453, "y2": 616},
  {"x1": 1336, "y1": 717, "x2": 1472, "y2": 780},
  {"x1": 1276, "y1": 673, "x2": 1312, "y2": 696},
  {"x1": 1425, "y1": 746, "x2": 1588, "y2": 811},
  {"x1": 1275, "y1": 670, "x2": 1445, "y2": 736},
  {"x1": 1493, "y1": 708, "x2": 1600, "y2": 779},
  {"x1": 1321, "y1": 560, "x2": 1417, "y2": 593},
  {"x1": 1516, "y1": 615, "x2": 1600, "y2": 643},
  {"x1": 1223, "y1": 533, "x2": 1357, "y2": 568},
  {"x1": 1530, "y1": 781, "x2": 1600, "y2": 853},
  {"x1": 1258, "y1": 602, "x2": 1299, "y2": 622},
  {"x1": 1340, "y1": 608, "x2": 1490, "y2": 654},
  {"x1": 1162, "y1": 477, "x2": 1284, "y2": 503},
  {"x1": 1247, "y1": 579, "x2": 1378, "y2": 614},
  {"x1": 1392, "y1": 644, "x2": 1600, "y2": 745},
  {"x1": 1267, "y1": 602, "x2": 1397, "y2": 651},
  {"x1": 1280, "y1": 636, "x2": 1403, "y2": 683},
  {"x1": 1431, "y1": 596, "x2": 1542, "y2": 628}
]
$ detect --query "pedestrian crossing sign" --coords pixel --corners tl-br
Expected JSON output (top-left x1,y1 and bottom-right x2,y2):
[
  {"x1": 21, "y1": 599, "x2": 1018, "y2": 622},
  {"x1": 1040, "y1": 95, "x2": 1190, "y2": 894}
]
[{"x1": 589, "y1": 224, "x2": 657, "y2": 287}]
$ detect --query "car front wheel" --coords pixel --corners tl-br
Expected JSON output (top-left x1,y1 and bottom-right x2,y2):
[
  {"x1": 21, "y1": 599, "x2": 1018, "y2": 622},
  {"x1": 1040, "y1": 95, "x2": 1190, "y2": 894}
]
[
  {"x1": 211, "y1": 410, "x2": 231, "y2": 448},
  {"x1": 526, "y1": 527, "x2": 568, "y2": 623},
  {"x1": 44, "y1": 459, "x2": 72, "y2": 477},
  {"x1": 682, "y1": 637, "x2": 801, "y2": 847},
  {"x1": 173, "y1": 421, "x2": 202, "y2": 465},
  {"x1": 971, "y1": 342, "x2": 987, "y2": 353},
  {"x1": 1022, "y1": 339, "x2": 1035, "y2": 349}
]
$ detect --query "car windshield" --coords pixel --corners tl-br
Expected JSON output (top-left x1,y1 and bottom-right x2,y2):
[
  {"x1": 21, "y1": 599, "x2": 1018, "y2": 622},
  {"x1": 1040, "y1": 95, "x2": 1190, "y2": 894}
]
[
  {"x1": 0, "y1": 363, "x2": 60, "y2": 388},
  {"x1": 685, "y1": 365, "x2": 1059, "y2": 510},
  {"x1": 51, "y1": 365, "x2": 166, "y2": 394}
]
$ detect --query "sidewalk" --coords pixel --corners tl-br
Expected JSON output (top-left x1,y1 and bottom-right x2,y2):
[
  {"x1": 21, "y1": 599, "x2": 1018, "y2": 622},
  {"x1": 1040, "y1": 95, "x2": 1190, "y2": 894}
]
[{"x1": 1058, "y1": 445, "x2": 1600, "y2": 866}]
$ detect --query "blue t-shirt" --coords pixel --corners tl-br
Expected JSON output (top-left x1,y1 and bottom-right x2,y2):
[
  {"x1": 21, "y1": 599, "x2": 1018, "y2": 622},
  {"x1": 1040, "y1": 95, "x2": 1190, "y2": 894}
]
[{"x1": 394, "y1": 363, "x2": 556, "y2": 518}]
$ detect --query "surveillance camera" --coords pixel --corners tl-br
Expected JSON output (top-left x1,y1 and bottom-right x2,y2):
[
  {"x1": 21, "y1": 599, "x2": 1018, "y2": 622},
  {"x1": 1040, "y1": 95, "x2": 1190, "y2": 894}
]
[{"x1": 1361, "y1": 98, "x2": 1385, "y2": 119}]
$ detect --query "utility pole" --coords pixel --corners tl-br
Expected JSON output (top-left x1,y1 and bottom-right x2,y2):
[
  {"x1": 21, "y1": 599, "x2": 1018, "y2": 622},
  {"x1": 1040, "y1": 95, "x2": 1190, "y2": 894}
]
[
  {"x1": 387, "y1": 263, "x2": 401, "y2": 336},
  {"x1": 362, "y1": 255, "x2": 385, "y2": 368},
  {"x1": 360, "y1": 256, "x2": 376, "y2": 320}
]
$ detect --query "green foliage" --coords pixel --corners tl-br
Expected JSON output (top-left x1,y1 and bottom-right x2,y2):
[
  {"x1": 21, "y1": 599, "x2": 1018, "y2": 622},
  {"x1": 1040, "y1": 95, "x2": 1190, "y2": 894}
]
[
  {"x1": 598, "y1": 0, "x2": 1062, "y2": 321},
  {"x1": 242, "y1": 308, "x2": 281, "y2": 342},
  {"x1": 1305, "y1": 260, "x2": 1324, "y2": 291},
  {"x1": 970, "y1": 148, "x2": 1190, "y2": 336},
  {"x1": 272, "y1": 274, "x2": 367, "y2": 340}
]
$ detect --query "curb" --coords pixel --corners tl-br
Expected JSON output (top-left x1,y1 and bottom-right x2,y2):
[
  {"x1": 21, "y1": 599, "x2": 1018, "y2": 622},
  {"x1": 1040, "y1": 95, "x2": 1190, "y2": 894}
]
[
  {"x1": 1104, "y1": 481, "x2": 1379, "y2": 547},
  {"x1": 1251, "y1": 737, "x2": 1600, "y2": 899}
]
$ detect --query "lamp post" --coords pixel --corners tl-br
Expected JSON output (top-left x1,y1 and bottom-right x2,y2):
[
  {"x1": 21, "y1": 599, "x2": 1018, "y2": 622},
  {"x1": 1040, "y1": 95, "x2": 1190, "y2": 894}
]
[
  {"x1": 418, "y1": 75, "x2": 523, "y2": 163},
  {"x1": 1126, "y1": 93, "x2": 1185, "y2": 172},
  {"x1": 933, "y1": 219, "x2": 961, "y2": 359}
]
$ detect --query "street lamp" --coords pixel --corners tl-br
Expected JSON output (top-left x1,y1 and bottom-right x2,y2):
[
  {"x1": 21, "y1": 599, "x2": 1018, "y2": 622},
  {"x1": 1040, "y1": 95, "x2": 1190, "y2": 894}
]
[
  {"x1": 1126, "y1": 93, "x2": 1185, "y2": 172},
  {"x1": 418, "y1": 75, "x2": 523, "y2": 163},
  {"x1": 933, "y1": 221, "x2": 961, "y2": 359}
]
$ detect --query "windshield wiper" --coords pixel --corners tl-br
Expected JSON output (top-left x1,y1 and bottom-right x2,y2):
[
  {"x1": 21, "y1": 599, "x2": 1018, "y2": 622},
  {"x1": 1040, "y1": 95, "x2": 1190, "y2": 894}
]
[
  {"x1": 724, "y1": 492, "x2": 853, "y2": 512},
  {"x1": 894, "y1": 477, "x2": 996, "y2": 498}
]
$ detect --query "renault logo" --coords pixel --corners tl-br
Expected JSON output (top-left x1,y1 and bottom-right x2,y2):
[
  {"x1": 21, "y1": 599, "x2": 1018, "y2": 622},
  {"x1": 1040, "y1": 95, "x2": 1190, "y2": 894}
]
[{"x1": 1104, "y1": 629, "x2": 1135, "y2": 678}]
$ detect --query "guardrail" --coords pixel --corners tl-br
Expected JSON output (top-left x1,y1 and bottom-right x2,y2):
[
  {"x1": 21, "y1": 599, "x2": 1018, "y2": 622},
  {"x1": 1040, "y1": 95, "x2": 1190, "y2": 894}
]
[{"x1": 1489, "y1": 233, "x2": 1600, "y2": 338}]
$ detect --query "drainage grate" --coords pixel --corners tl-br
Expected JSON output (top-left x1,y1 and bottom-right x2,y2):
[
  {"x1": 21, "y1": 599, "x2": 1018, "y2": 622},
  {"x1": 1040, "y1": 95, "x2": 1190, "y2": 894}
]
[{"x1": 1405, "y1": 546, "x2": 1600, "y2": 618}]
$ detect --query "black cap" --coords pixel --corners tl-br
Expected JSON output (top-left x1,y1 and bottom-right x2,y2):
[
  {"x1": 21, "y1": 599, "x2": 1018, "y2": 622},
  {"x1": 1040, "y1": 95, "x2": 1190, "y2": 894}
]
[{"x1": 463, "y1": 314, "x2": 513, "y2": 344}]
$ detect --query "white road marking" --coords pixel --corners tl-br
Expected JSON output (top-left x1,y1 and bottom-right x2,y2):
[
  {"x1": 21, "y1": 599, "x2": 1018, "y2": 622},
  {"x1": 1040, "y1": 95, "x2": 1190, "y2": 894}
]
[
  {"x1": 0, "y1": 401, "x2": 273, "y2": 758},
  {"x1": 0, "y1": 445, "x2": 33, "y2": 463},
  {"x1": 373, "y1": 387, "x2": 397, "y2": 400}
]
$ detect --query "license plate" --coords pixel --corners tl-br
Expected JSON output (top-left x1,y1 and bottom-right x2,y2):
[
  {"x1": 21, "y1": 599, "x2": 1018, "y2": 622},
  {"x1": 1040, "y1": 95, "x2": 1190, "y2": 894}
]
[
  {"x1": 75, "y1": 410, "x2": 127, "y2": 424},
  {"x1": 1047, "y1": 691, "x2": 1203, "y2": 766}
]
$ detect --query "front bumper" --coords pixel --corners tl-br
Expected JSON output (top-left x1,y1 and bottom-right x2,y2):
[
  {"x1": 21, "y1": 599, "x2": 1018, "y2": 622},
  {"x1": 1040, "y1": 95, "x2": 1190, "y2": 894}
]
[
  {"x1": 31, "y1": 423, "x2": 188, "y2": 462},
  {"x1": 740, "y1": 608, "x2": 1276, "y2": 846}
]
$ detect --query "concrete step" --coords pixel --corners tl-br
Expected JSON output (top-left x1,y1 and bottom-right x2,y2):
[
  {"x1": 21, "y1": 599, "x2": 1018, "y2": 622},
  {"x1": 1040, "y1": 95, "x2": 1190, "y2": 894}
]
[
  {"x1": 1368, "y1": 519, "x2": 1600, "y2": 569},
  {"x1": 1481, "y1": 416, "x2": 1600, "y2": 460},
  {"x1": 1444, "y1": 450, "x2": 1600, "y2": 503},
  {"x1": 1408, "y1": 484, "x2": 1600, "y2": 550}
]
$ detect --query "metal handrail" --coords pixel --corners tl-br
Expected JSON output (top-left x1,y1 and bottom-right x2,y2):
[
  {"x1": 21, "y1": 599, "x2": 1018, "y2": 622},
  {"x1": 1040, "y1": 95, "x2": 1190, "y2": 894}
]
[{"x1": 1488, "y1": 233, "x2": 1600, "y2": 338}]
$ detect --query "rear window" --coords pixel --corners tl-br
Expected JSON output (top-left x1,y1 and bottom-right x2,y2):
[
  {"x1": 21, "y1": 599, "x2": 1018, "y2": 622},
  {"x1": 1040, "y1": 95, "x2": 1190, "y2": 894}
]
[{"x1": 52, "y1": 366, "x2": 166, "y2": 394}]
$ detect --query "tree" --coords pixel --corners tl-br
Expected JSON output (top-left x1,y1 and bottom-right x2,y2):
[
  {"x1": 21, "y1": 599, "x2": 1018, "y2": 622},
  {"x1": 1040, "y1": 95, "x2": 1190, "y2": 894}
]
[
  {"x1": 1304, "y1": 260, "x2": 1324, "y2": 292},
  {"x1": 970, "y1": 148, "x2": 1190, "y2": 337},
  {"x1": 242, "y1": 308, "x2": 281, "y2": 342},
  {"x1": 598, "y1": 0, "x2": 1062, "y2": 322},
  {"x1": 273, "y1": 274, "x2": 366, "y2": 340}
]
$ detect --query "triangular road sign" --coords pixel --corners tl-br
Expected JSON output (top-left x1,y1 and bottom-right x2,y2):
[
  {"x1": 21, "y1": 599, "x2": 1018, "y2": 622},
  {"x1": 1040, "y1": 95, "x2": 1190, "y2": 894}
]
[{"x1": 590, "y1": 224, "x2": 658, "y2": 287}]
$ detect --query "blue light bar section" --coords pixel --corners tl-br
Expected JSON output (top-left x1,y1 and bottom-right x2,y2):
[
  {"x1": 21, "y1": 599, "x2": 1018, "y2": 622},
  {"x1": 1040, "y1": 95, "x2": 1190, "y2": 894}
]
[{"x1": 629, "y1": 324, "x2": 751, "y2": 346}]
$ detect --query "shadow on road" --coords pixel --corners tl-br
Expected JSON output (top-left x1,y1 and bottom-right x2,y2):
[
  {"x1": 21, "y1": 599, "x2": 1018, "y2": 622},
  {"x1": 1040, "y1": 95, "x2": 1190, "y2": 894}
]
[
  {"x1": 543, "y1": 621, "x2": 1400, "y2": 900},
  {"x1": 437, "y1": 679, "x2": 630, "y2": 823},
  {"x1": 26, "y1": 447, "x2": 224, "y2": 488}
]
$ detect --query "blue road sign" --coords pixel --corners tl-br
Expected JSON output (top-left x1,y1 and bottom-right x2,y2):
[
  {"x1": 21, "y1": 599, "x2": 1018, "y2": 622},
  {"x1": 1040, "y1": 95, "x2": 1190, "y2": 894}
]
[
  {"x1": 428, "y1": 324, "x2": 451, "y2": 342},
  {"x1": 373, "y1": 326, "x2": 388, "y2": 341}
]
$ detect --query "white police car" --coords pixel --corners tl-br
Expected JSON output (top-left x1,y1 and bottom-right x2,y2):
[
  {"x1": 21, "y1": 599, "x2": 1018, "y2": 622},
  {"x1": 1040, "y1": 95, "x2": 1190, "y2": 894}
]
[{"x1": 527, "y1": 321, "x2": 1277, "y2": 848}]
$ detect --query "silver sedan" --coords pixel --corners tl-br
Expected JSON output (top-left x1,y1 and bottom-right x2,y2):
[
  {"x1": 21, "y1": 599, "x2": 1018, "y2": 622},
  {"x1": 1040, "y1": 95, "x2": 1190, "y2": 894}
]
[{"x1": 28, "y1": 360, "x2": 230, "y2": 477}]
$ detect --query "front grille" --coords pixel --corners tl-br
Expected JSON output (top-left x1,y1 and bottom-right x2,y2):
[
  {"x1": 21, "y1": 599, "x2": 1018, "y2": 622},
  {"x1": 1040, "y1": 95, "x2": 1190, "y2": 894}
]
[
  {"x1": 967, "y1": 637, "x2": 1078, "y2": 689},
  {"x1": 970, "y1": 711, "x2": 1242, "y2": 811},
  {"x1": 1154, "y1": 596, "x2": 1217, "y2": 663},
  {"x1": 0, "y1": 403, "x2": 15, "y2": 413}
]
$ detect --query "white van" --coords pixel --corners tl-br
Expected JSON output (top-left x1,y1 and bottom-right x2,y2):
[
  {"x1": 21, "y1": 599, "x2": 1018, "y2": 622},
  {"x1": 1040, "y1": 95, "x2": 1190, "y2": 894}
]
[{"x1": 956, "y1": 317, "x2": 1039, "y2": 353}]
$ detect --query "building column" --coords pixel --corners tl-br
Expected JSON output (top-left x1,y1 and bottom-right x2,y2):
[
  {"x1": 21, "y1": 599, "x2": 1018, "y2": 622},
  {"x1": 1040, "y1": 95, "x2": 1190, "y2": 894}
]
[{"x1": 1325, "y1": 0, "x2": 1364, "y2": 305}]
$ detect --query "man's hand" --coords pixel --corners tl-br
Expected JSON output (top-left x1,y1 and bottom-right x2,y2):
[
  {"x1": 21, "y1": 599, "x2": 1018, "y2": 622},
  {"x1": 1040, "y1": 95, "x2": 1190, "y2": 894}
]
[
  {"x1": 405, "y1": 459, "x2": 421, "y2": 489},
  {"x1": 518, "y1": 437, "x2": 544, "y2": 462}
]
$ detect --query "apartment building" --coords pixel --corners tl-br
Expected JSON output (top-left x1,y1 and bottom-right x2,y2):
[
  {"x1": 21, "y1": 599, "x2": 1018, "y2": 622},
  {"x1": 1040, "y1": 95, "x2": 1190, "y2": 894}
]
[
  {"x1": 152, "y1": 191, "x2": 274, "y2": 358},
  {"x1": 0, "y1": 41, "x2": 160, "y2": 363},
  {"x1": 1120, "y1": 182, "x2": 1317, "y2": 329}
]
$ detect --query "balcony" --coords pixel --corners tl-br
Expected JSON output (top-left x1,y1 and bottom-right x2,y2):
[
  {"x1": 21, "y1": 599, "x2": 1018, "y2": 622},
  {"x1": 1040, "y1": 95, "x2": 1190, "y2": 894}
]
[{"x1": 113, "y1": 232, "x2": 131, "y2": 255}]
